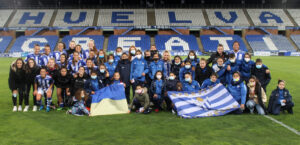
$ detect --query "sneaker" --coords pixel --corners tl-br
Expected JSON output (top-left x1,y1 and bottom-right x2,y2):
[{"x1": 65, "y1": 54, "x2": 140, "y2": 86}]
[
  {"x1": 13, "y1": 106, "x2": 17, "y2": 112},
  {"x1": 46, "y1": 106, "x2": 50, "y2": 112},
  {"x1": 32, "y1": 106, "x2": 37, "y2": 112},
  {"x1": 57, "y1": 107, "x2": 63, "y2": 111},
  {"x1": 39, "y1": 105, "x2": 44, "y2": 111},
  {"x1": 23, "y1": 106, "x2": 29, "y2": 112},
  {"x1": 18, "y1": 106, "x2": 22, "y2": 112}
]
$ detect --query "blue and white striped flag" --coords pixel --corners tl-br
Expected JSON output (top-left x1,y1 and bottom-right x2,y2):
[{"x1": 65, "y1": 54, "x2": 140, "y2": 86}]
[{"x1": 168, "y1": 83, "x2": 240, "y2": 118}]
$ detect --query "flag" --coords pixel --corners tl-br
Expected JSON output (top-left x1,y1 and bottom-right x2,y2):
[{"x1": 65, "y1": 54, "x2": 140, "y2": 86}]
[
  {"x1": 90, "y1": 84, "x2": 128, "y2": 116},
  {"x1": 167, "y1": 83, "x2": 240, "y2": 118}
]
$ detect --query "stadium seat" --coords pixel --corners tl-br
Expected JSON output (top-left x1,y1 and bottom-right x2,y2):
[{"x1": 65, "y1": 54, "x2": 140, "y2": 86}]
[
  {"x1": 206, "y1": 9, "x2": 250, "y2": 26},
  {"x1": 61, "y1": 35, "x2": 104, "y2": 50},
  {"x1": 0, "y1": 10, "x2": 13, "y2": 27},
  {"x1": 107, "y1": 35, "x2": 151, "y2": 52},
  {"x1": 200, "y1": 35, "x2": 247, "y2": 52},
  {"x1": 0, "y1": 36, "x2": 13, "y2": 53},
  {"x1": 246, "y1": 35, "x2": 296, "y2": 52},
  {"x1": 9, "y1": 9, "x2": 54, "y2": 27},
  {"x1": 287, "y1": 9, "x2": 300, "y2": 26},
  {"x1": 290, "y1": 35, "x2": 300, "y2": 50},
  {"x1": 247, "y1": 9, "x2": 293, "y2": 27},
  {"x1": 10, "y1": 36, "x2": 58, "y2": 53},
  {"x1": 53, "y1": 9, "x2": 95, "y2": 27}
]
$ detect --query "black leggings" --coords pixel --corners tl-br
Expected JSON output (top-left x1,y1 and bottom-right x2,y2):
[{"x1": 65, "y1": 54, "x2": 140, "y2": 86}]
[
  {"x1": 12, "y1": 87, "x2": 25, "y2": 106},
  {"x1": 24, "y1": 83, "x2": 36, "y2": 106}
]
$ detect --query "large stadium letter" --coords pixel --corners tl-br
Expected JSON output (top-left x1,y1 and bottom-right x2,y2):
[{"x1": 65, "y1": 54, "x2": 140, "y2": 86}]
[
  {"x1": 165, "y1": 37, "x2": 189, "y2": 51},
  {"x1": 168, "y1": 12, "x2": 192, "y2": 23},
  {"x1": 117, "y1": 37, "x2": 142, "y2": 50},
  {"x1": 111, "y1": 12, "x2": 134, "y2": 23},
  {"x1": 19, "y1": 12, "x2": 45, "y2": 24},
  {"x1": 107, "y1": 35, "x2": 150, "y2": 51},
  {"x1": 209, "y1": 37, "x2": 233, "y2": 51},
  {"x1": 62, "y1": 35, "x2": 104, "y2": 50},
  {"x1": 63, "y1": 12, "x2": 87, "y2": 24},
  {"x1": 214, "y1": 11, "x2": 237, "y2": 23},
  {"x1": 10, "y1": 36, "x2": 58, "y2": 53},
  {"x1": 259, "y1": 11, "x2": 283, "y2": 24}
]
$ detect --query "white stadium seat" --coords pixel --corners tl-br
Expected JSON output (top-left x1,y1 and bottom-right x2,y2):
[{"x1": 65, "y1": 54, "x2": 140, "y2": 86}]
[
  {"x1": 247, "y1": 9, "x2": 293, "y2": 27},
  {"x1": 206, "y1": 9, "x2": 250, "y2": 26},
  {"x1": 53, "y1": 9, "x2": 95, "y2": 27},
  {"x1": 0, "y1": 10, "x2": 13, "y2": 27},
  {"x1": 9, "y1": 9, "x2": 54, "y2": 27}
]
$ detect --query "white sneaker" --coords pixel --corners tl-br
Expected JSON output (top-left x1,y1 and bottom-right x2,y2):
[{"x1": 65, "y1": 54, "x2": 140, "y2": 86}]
[
  {"x1": 23, "y1": 106, "x2": 29, "y2": 112},
  {"x1": 32, "y1": 105, "x2": 37, "y2": 112},
  {"x1": 13, "y1": 106, "x2": 17, "y2": 112},
  {"x1": 18, "y1": 106, "x2": 22, "y2": 112}
]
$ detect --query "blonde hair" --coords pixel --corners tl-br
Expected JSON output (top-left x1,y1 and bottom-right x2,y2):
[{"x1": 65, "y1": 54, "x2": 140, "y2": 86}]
[{"x1": 163, "y1": 50, "x2": 172, "y2": 62}]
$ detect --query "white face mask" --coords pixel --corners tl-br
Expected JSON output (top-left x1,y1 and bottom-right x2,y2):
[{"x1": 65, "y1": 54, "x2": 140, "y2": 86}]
[
  {"x1": 230, "y1": 59, "x2": 236, "y2": 63},
  {"x1": 135, "y1": 89, "x2": 142, "y2": 94},
  {"x1": 175, "y1": 62, "x2": 181, "y2": 65},
  {"x1": 109, "y1": 59, "x2": 114, "y2": 63},
  {"x1": 156, "y1": 75, "x2": 162, "y2": 79},
  {"x1": 185, "y1": 65, "x2": 191, "y2": 69},
  {"x1": 130, "y1": 50, "x2": 136, "y2": 55},
  {"x1": 116, "y1": 52, "x2": 122, "y2": 56},
  {"x1": 100, "y1": 69, "x2": 105, "y2": 73},
  {"x1": 136, "y1": 54, "x2": 142, "y2": 59},
  {"x1": 244, "y1": 58, "x2": 250, "y2": 62},
  {"x1": 189, "y1": 55, "x2": 195, "y2": 59},
  {"x1": 81, "y1": 95, "x2": 85, "y2": 98}
]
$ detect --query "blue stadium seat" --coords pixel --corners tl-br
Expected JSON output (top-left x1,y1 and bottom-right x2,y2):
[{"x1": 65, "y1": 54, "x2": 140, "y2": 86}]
[
  {"x1": 200, "y1": 35, "x2": 247, "y2": 52},
  {"x1": 0, "y1": 36, "x2": 13, "y2": 53}
]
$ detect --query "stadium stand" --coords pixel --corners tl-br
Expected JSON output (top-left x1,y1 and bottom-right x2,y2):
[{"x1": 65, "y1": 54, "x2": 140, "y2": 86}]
[
  {"x1": 107, "y1": 35, "x2": 151, "y2": 52},
  {"x1": 247, "y1": 9, "x2": 294, "y2": 27},
  {"x1": 155, "y1": 9, "x2": 206, "y2": 26},
  {"x1": 0, "y1": 10, "x2": 13, "y2": 27},
  {"x1": 287, "y1": 9, "x2": 300, "y2": 26},
  {"x1": 246, "y1": 35, "x2": 296, "y2": 52},
  {"x1": 206, "y1": 9, "x2": 250, "y2": 26},
  {"x1": 9, "y1": 9, "x2": 54, "y2": 27},
  {"x1": 10, "y1": 36, "x2": 59, "y2": 53},
  {"x1": 200, "y1": 35, "x2": 247, "y2": 52},
  {"x1": 154, "y1": 35, "x2": 200, "y2": 54},
  {"x1": 97, "y1": 9, "x2": 148, "y2": 26},
  {"x1": 290, "y1": 35, "x2": 300, "y2": 50},
  {"x1": 0, "y1": 36, "x2": 13, "y2": 53},
  {"x1": 61, "y1": 35, "x2": 104, "y2": 50},
  {"x1": 53, "y1": 9, "x2": 95, "y2": 27}
]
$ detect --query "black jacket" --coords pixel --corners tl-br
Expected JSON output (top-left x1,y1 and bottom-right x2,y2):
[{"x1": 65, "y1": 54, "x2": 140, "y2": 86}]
[
  {"x1": 71, "y1": 74, "x2": 88, "y2": 94},
  {"x1": 66, "y1": 48, "x2": 75, "y2": 59},
  {"x1": 8, "y1": 62, "x2": 26, "y2": 90},
  {"x1": 25, "y1": 66, "x2": 40, "y2": 84},
  {"x1": 195, "y1": 65, "x2": 213, "y2": 86},
  {"x1": 54, "y1": 71, "x2": 72, "y2": 88},
  {"x1": 251, "y1": 66, "x2": 271, "y2": 88},
  {"x1": 115, "y1": 59, "x2": 131, "y2": 86},
  {"x1": 246, "y1": 84, "x2": 267, "y2": 113},
  {"x1": 207, "y1": 52, "x2": 229, "y2": 65},
  {"x1": 171, "y1": 61, "x2": 182, "y2": 77},
  {"x1": 268, "y1": 87, "x2": 294, "y2": 114}
]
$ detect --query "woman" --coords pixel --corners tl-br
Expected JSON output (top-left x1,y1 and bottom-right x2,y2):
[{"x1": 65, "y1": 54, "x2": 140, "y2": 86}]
[
  {"x1": 95, "y1": 49, "x2": 107, "y2": 65},
  {"x1": 104, "y1": 54, "x2": 117, "y2": 79},
  {"x1": 130, "y1": 50, "x2": 148, "y2": 95},
  {"x1": 84, "y1": 58, "x2": 98, "y2": 76},
  {"x1": 68, "y1": 52, "x2": 86, "y2": 76},
  {"x1": 57, "y1": 54, "x2": 68, "y2": 68},
  {"x1": 54, "y1": 67, "x2": 72, "y2": 109},
  {"x1": 128, "y1": 46, "x2": 137, "y2": 61},
  {"x1": 97, "y1": 64, "x2": 110, "y2": 88},
  {"x1": 241, "y1": 53, "x2": 255, "y2": 82},
  {"x1": 115, "y1": 53, "x2": 131, "y2": 103},
  {"x1": 71, "y1": 66, "x2": 88, "y2": 97},
  {"x1": 24, "y1": 58, "x2": 40, "y2": 111},
  {"x1": 162, "y1": 50, "x2": 172, "y2": 79},
  {"x1": 150, "y1": 71, "x2": 164, "y2": 112},
  {"x1": 268, "y1": 80, "x2": 294, "y2": 115},
  {"x1": 195, "y1": 58, "x2": 213, "y2": 86},
  {"x1": 184, "y1": 50, "x2": 199, "y2": 68},
  {"x1": 246, "y1": 76, "x2": 267, "y2": 115},
  {"x1": 227, "y1": 72, "x2": 247, "y2": 114},
  {"x1": 9, "y1": 58, "x2": 26, "y2": 112},
  {"x1": 53, "y1": 42, "x2": 67, "y2": 64},
  {"x1": 171, "y1": 55, "x2": 182, "y2": 78}
]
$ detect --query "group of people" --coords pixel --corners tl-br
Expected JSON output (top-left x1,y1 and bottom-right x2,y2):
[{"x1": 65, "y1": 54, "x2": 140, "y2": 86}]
[{"x1": 8, "y1": 40, "x2": 294, "y2": 116}]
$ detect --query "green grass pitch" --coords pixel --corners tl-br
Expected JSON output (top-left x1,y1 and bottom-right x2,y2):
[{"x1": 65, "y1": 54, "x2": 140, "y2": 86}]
[{"x1": 0, "y1": 57, "x2": 299, "y2": 145}]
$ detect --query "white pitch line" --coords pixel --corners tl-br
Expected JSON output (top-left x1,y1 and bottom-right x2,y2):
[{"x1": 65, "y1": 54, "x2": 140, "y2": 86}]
[{"x1": 264, "y1": 115, "x2": 300, "y2": 136}]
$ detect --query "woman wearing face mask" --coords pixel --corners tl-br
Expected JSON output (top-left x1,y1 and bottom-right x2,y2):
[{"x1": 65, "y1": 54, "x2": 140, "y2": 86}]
[
  {"x1": 25, "y1": 58, "x2": 40, "y2": 112},
  {"x1": 251, "y1": 58, "x2": 271, "y2": 92},
  {"x1": 9, "y1": 58, "x2": 26, "y2": 112},
  {"x1": 179, "y1": 60, "x2": 195, "y2": 82},
  {"x1": 225, "y1": 53, "x2": 241, "y2": 85},
  {"x1": 200, "y1": 73, "x2": 220, "y2": 89},
  {"x1": 184, "y1": 50, "x2": 199, "y2": 68},
  {"x1": 246, "y1": 76, "x2": 267, "y2": 115},
  {"x1": 114, "y1": 47, "x2": 123, "y2": 62},
  {"x1": 149, "y1": 53, "x2": 164, "y2": 80},
  {"x1": 54, "y1": 67, "x2": 72, "y2": 110},
  {"x1": 195, "y1": 58, "x2": 213, "y2": 86},
  {"x1": 241, "y1": 53, "x2": 255, "y2": 83},
  {"x1": 128, "y1": 46, "x2": 137, "y2": 61},
  {"x1": 227, "y1": 72, "x2": 247, "y2": 114},
  {"x1": 115, "y1": 53, "x2": 131, "y2": 103},
  {"x1": 104, "y1": 54, "x2": 117, "y2": 79},
  {"x1": 171, "y1": 55, "x2": 182, "y2": 78},
  {"x1": 95, "y1": 49, "x2": 107, "y2": 66},
  {"x1": 163, "y1": 72, "x2": 180, "y2": 111},
  {"x1": 130, "y1": 50, "x2": 149, "y2": 96},
  {"x1": 150, "y1": 71, "x2": 164, "y2": 112},
  {"x1": 212, "y1": 57, "x2": 227, "y2": 85},
  {"x1": 268, "y1": 80, "x2": 294, "y2": 115},
  {"x1": 97, "y1": 64, "x2": 110, "y2": 88},
  {"x1": 181, "y1": 72, "x2": 200, "y2": 91}
]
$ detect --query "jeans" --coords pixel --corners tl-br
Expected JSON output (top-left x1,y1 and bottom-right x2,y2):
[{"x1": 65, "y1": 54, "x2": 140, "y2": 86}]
[{"x1": 246, "y1": 100, "x2": 265, "y2": 115}]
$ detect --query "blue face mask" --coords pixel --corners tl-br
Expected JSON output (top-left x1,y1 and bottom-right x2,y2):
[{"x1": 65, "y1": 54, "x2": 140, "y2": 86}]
[
  {"x1": 185, "y1": 65, "x2": 191, "y2": 69},
  {"x1": 256, "y1": 65, "x2": 262, "y2": 69},
  {"x1": 91, "y1": 75, "x2": 97, "y2": 79},
  {"x1": 100, "y1": 69, "x2": 105, "y2": 73},
  {"x1": 109, "y1": 59, "x2": 114, "y2": 63},
  {"x1": 185, "y1": 78, "x2": 191, "y2": 82},
  {"x1": 169, "y1": 76, "x2": 175, "y2": 80},
  {"x1": 99, "y1": 55, "x2": 104, "y2": 58}
]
